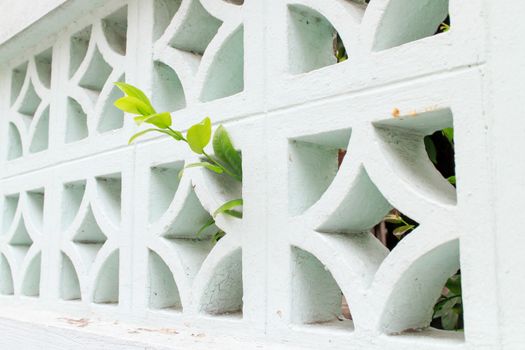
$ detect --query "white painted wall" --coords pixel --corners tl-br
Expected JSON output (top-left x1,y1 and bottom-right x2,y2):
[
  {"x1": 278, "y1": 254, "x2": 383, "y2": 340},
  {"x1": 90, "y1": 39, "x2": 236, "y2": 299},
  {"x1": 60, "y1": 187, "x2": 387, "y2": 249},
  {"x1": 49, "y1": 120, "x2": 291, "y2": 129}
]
[{"x1": 0, "y1": 0, "x2": 522, "y2": 349}]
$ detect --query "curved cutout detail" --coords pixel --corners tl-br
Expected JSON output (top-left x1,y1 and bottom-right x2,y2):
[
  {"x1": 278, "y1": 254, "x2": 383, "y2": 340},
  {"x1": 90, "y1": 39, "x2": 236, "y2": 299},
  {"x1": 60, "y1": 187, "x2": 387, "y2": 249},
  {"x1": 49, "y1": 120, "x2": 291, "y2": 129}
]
[
  {"x1": 93, "y1": 250, "x2": 119, "y2": 304},
  {"x1": 372, "y1": 109, "x2": 457, "y2": 206},
  {"x1": 21, "y1": 252, "x2": 41, "y2": 297},
  {"x1": 149, "y1": 162, "x2": 184, "y2": 223},
  {"x1": 29, "y1": 107, "x2": 50, "y2": 153},
  {"x1": 66, "y1": 97, "x2": 89, "y2": 143},
  {"x1": 26, "y1": 190, "x2": 45, "y2": 231},
  {"x1": 168, "y1": 0, "x2": 222, "y2": 55},
  {"x1": 72, "y1": 205, "x2": 107, "y2": 266},
  {"x1": 379, "y1": 239, "x2": 459, "y2": 334},
  {"x1": 288, "y1": 5, "x2": 339, "y2": 74},
  {"x1": 154, "y1": 0, "x2": 183, "y2": 40},
  {"x1": 17, "y1": 80, "x2": 42, "y2": 117},
  {"x1": 199, "y1": 26, "x2": 244, "y2": 102},
  {"x1": 372, "y1": 0, "x2": 449, "y2": 51},
  {"x1": 0, "y1": 254, "x2": 14, "y2": 295},
  {"x1": 78, "y1": 46, "x2": 113, "y2": 94},
  {"x1": 198, "y1": 248, "x2": 242, "y2": 316},
  {"x1": 101, "y1": 6, "x2": 128, "y2": 55},
  {"x1": 70, "y1": 26, "x2": 92, "y2": 79},
  {"x1": 316, "y1": 166, "x2": 392, "y2": 234},
  {"x1": 288, "y1": 129, "x2": 351, "y2": 217},
  {"x1": 34, "y1": 48, "x2": 53, "y2": 88},
  {"x1": 163, "y1": 187, "x2": 217, "y2": 239},
  {"x1": 95, "y1": 174, "x2": 122, "y2": 226},
  {"x1": 62, "y1": 181, "x2": 86, "y2": 230},
  {"x1": 60, "y1": 252, "x2": 81, "y2": 300},
  {"x1": 148, "y1": 250, "x2": 182, "y2": 310},
  {"x1": 2, "y1": 194, "x2": 20, "y2": 235},
  {"x1": 9, "y1": 217, "x2": 33, "y2": 247},
  {"x1": 97, "y1": 80, "x2": 124, "y2": 133},
  {"x1": 11, "y1": 62, "x2": 28, "y2": 106},
  {"x1": 7, "y1": 123, "x2": 23, "y2": 160},
  {"x1": 291, "y1": 247, "x2": 351, "y2": 328},
  {"x1": 153, "y1": 62, "x2": 186, "y2": 112}
]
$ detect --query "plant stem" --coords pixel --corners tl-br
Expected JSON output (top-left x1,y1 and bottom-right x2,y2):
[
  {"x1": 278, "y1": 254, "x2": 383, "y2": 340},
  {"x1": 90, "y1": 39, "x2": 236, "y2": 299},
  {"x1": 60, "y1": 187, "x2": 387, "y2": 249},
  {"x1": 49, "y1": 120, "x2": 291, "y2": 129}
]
[{"x1": 202, "y1": 150, "x2": 242, "y2": 182}]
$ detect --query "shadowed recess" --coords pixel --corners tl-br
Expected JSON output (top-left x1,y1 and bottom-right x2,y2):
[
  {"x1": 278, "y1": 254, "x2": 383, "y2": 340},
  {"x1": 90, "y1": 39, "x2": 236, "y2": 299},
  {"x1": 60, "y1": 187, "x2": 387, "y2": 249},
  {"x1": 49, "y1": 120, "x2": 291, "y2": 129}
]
[
  {"x1": 373, "y1": 0, "x2": 449, "y2": 50},
  {"x1": 60, "y1": 252, "x2": 81, "y2": 300},
  {"x1": 168, "y1": 0, "x2": 222, "y2": 55},
  {"x1": 200, "y1": 26, "x2": 244, "y2": 102},
  {"x1": 199, "y1": 248, "x2": 243, "y2": 316},
  {"x1": 2, "y1": 194, "x2": 19, "y2": 235},
  {"x1": 98, "y1": 76, "x2": 125, "y2": 133},
  {"x1": 93, "y1": 250, "x2": 119, "y2": 304},
  {"x1": 34, "y1": 47, "x2": 53, "y2": 88},
  {"x1": 288, "y1": 128, "x2": 351, "y2": 216},
  {"x1": 11, "y1": 62, "x2": 28, "y2": 106},
  {"x1": 69, "y1": 26, "x2": 92, "y2": 79},
  {"x1": 21, "y1": 252, "x2": 41, "y2": 297},
  {"x1": 291, "y1": 247, "x2": 353, "y2": 330},
  {"x1": 153, "y1": 0, "x2": 183, "y2": 40},
  {"x1": 148, "y1": 250, "x2": 182, "y2": 310},
  {"x1": 66, "y1": 97, "x2": 88, "y2": 143},
  {"x1": 153, "y1": 62, "x2": 186, "y2": 112},
  {"x1": 288, "y1": 5, "x2": 344, "y2": 74},
  {"x1": 29, "y1": 106, "x2": 49, "y2": 153},
  {"x1": 7, "y1": 123, "x2": 22, "y2": 160},
  {"x1": 0, "y1": 254, "x2": 14, "y2": 295},
  {"x1": 102, "y1": 6, "x2": 128, "y2": 55}
]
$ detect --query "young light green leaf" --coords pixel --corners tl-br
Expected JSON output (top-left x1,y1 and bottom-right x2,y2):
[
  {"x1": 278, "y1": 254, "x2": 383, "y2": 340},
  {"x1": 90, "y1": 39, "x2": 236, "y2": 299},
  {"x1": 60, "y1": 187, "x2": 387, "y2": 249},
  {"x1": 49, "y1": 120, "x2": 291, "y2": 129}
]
[
  {"x1": 115, "y1": 96, "x2": 155, "y2": 116},
  {"x1": 134, "y1": 112, "x2": 172, "y2": 129},
  {"x1": 213, "y1": 198, "x2": 243, "y2": 218},
  {"x1": 212, "y1": 125, "x2": 242, "y2": 179},
  {"x1": 114, "y1": 82, "x2": 155, "y2": 111},
  {"x1": 187, "y1": 117, "x2": 212, "y2": 154},
  {"x1": 222, "y1": 209, "x2": 242, "y2": 219},
  {"x1": 447, "y1": 176, "x2": 456, "y2": 185}
]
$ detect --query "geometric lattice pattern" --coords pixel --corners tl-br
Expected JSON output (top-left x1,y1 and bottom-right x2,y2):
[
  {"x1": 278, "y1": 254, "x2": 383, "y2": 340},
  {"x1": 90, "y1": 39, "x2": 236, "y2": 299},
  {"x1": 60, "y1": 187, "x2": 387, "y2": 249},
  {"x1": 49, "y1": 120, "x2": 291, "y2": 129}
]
[{"x1": 0, "y1": 0, "x2": 490, "y2": 349}]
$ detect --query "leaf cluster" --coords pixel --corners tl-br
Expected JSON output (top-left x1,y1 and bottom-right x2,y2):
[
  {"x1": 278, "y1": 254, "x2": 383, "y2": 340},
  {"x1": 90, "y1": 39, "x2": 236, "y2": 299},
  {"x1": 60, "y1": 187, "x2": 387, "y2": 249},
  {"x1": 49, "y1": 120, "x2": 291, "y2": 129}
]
[{"x1": 113, "y1": 82, "x2": 243, "y2": 241}]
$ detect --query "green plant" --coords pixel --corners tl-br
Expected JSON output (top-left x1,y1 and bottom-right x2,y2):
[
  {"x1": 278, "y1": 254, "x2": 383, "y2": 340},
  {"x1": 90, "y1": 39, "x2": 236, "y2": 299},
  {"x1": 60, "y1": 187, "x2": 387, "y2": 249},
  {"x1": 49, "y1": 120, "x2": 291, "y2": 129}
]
[{"x1": 113, "y1": 82, "x2": 243, "y2": 241}]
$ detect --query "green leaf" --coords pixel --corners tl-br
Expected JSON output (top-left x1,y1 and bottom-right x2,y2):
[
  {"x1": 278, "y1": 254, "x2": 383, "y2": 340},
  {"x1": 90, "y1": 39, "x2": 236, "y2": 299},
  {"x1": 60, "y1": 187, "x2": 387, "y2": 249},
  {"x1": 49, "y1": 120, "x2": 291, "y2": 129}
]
[
  {"x1": 222, "y1": 209, "x2": 243, "y2": 219},
  {"x1": 393, "y1": 224, "x2": 414, "y2": 238},
  {"x1": 128, "y1": 128, "x2": 172, "y2": 144},
  {"x1": 446, "y1": 274, "x2": 462, "y2": 295},
  {"x1": 424, "y1": 136, "x2": 437, "y2": 164},
  {"x1": 134, "y1": 112, "x2": 172, "y2": 129},
  {"x1": 213, "y1": 198, "x2": 243, "y2": 218},
  {"x1": 384, "y1": 214, "x2": 403, "y2": 224},
  {"x1": 114, "y1": 82, "x2": 155, "y2": 112},
  {"x1": 115, "y1": 96, "x2": 155, "y2": 116},
  {"x1": 447, "y1": 176, "x2": 456, "y2": 186},
  {"x1": 442, "y1": 128, "x2": 454, "y2": 145},
  {"x1": 441, "y1": 307, "x2": 460, "y2": 330},
  {"x1": 211, "y1": 230, "x2": 226, "y2": 244},
  {"x1": 196, "y1": 218, "x2": 216, "y2": 237},
  {"x1": 212, "y1": 125, "x2": 242, "y2": 179},
  {"x1": 187, "y1": 117, "x2": 212, "y2": 154}
]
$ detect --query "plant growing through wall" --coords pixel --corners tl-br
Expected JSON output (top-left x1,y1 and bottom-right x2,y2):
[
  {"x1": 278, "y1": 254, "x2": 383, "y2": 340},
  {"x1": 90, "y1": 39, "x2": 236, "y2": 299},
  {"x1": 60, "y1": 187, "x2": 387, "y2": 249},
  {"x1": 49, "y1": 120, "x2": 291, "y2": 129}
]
[
  {"x1": 113, "y1": 82, "x2": 242, "y2": 241},
  {"x1": 334, "y1": 13, "x2": 462, "y2": 331}
]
